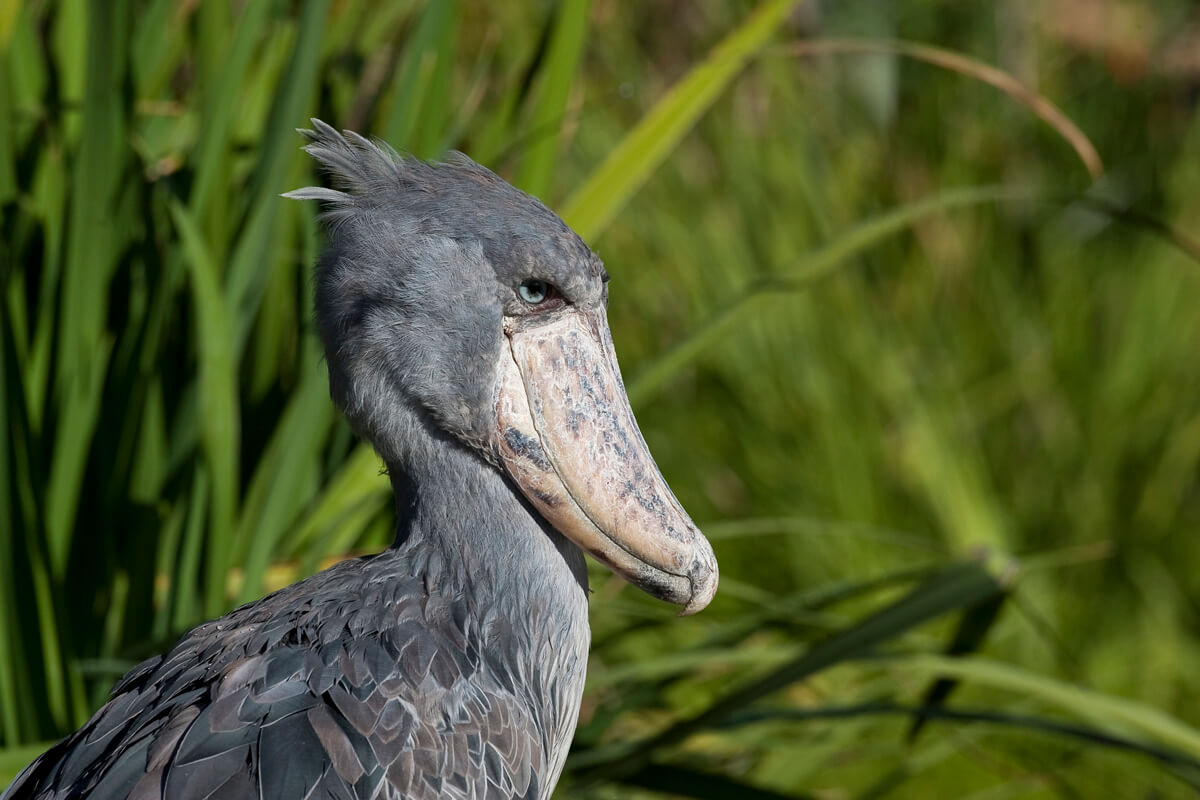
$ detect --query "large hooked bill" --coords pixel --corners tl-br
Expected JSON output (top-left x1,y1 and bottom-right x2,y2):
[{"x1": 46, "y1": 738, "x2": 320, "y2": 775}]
[{"x1": 493, "y1": 307, "x2": 718, "y2": 615}]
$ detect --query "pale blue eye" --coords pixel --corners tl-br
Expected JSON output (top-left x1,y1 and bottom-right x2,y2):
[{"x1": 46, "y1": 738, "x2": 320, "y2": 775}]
[{"x1": 519, "y1": 279, "x2": 548, "y2": 304}]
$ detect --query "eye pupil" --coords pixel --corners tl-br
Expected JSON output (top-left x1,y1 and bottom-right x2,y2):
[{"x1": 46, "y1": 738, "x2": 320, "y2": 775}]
[{"x1": 519, "y1": 279, "x2": 548, "y2": 304}]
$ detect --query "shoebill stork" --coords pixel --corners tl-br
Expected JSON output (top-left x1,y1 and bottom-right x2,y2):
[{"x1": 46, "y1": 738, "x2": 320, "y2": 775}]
[{"x1": 3, "y1": 120, "x2": 718, "y2": 800}]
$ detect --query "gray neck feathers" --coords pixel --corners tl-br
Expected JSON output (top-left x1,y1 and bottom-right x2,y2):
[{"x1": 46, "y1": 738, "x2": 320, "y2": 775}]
[
  {"x1": 377, "y1": 401, "x2": 592, "y2": 750},
  {"x1": 380, "y1": 401, "x2": 590, "y2": 631}
]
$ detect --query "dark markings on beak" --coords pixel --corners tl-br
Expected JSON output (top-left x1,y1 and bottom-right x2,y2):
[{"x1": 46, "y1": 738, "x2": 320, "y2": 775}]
[{"x1": 502, "y1": 428, "x2": 552, "y2": 472}]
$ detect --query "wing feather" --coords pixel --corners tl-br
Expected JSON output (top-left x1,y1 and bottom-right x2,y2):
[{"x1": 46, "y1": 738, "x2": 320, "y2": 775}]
[{"x1": 2, "y1": 560, "x2": 552, "y2": 800}]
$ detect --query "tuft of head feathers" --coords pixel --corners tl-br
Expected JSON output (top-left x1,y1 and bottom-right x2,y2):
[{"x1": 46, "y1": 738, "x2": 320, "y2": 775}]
[
  {"x1": 283, "y1": 118, "x2": 401, "y2": 199},
  {"x1": 283, "y1": 119, "x2": 590, "y2": 254}
]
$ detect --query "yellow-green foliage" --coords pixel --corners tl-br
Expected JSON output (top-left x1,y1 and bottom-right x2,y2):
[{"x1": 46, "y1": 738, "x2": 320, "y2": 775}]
[{"x1": 2, "y1": 1, "x2": 1198, "y2": 796}]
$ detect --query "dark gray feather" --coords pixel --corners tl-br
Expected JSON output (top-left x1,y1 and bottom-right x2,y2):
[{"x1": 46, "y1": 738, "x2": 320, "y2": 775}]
[{"x1": 2, "y1": 121, "x2": 595, "y2": 799}]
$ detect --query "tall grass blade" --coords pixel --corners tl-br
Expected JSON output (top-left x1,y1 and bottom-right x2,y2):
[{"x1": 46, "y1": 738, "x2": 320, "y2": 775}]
[
  {"x1": 24, "y1": 148, "x2": 67, "y2": 434},
  {"x1": 513, "y1": 0, "x2": 590, "y2": 198},
  {"x1": 0, "y1": 53, "x2": 14, "y2": 204},
  {"x1": 0, "y1": 1, "x2": 20, "y2": 51},
  {"x1": 169, "y1": 200, "x2": 240, "y2": 618},
  {"x1": 627, "y1": 185, "x2": 1027, "y2": 407},
  {"x1": 560, "y1": 0, "x2": 800, "y2": 239},
  {"x1": 379, "y1": 0, "x2": 459, "y2": 152},
  {"x1": 129, "y1": 0, "x2": 178, "y2": 96},
  {"x1": 226, "y1": 0, "x2": 329, "y2": 351},
  {"x1": 0, "y1": 315, "x2": 21, "y2": 743},
  {"x1": 724, "y1": 703, "x2": 1200, "y2": 781},
  {"x1": 284, "y1": 442, "x2": 390, "y2": 558},
  {"x1": 45, "y1": 0, "x2": 130, "y2": 579},
  {"x1": 617, "y1": 763, "x2": 808, "y2": 800},
  {"x1": 897, "y1": 654, "x2": 1200, "y2": 761},
  {"x1": 236, "y1": 350, "x2": 332, "y2": 602},
  {"x1": 781, "y1": 38, "x2": 1104, "y2": 179},
  {"x1": 188, "y1": 0, "x2": 275, "y2": 221},
  {"x1": 571, "y1": 560, "x2": 1005, "y2": 777},
  {"x1": 907, "y1": 592, "x2": 1007, "y2": 740},
  {"x1": 171, "y1": 468, "x2": 210, "y2": 633}
]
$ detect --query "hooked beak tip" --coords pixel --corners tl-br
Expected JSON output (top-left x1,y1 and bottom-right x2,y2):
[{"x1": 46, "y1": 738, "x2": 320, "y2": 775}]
[{"x1": 679, "y1": 537, "x2": 719, "y2": 616}]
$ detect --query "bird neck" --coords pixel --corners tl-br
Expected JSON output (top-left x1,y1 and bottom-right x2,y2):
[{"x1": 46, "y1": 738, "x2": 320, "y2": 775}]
[
  {"x1": 378, "y1": 407, "x2": 592, "y2": 767},
  {"x1": 380, "y1": 405, "x2": 590, "y2": 624}
]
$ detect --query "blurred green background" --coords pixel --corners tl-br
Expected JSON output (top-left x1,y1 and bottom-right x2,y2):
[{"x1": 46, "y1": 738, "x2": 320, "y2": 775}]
[{"x1": 3, "y1": 0, "x2": 1200, "y2": 796}]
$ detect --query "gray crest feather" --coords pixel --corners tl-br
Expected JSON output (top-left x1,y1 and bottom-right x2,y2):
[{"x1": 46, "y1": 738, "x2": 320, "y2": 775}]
[
  {"x1": 281, "y1": 119, "x2": 508, "y2": 228},
  {"x1": 290, "y1": 119, "x2": 406, "y2": 197},
  {"x1": 280, "y1": 118, "x2": 576, "y2": 256}
]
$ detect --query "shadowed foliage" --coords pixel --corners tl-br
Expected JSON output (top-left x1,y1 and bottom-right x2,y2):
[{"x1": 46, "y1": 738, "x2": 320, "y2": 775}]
[{"x1": 2, "y1": 0, "x2": 1199, "y2": 797}]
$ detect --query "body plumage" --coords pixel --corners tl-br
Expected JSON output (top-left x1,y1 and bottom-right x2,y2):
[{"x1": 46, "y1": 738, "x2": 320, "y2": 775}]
[{"x1": 4, "y1": 121, "x2": 714, "y2": 799}]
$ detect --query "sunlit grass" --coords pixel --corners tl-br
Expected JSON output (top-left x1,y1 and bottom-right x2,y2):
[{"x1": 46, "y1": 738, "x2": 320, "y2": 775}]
[{"x1": 3, "y1": 0, "x2": 1199, "y2": 796}]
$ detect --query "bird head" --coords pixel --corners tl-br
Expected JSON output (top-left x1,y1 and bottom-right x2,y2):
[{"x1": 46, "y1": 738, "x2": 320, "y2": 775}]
[{"x1": 286, "y1": 120, "x2": 717, "y2": 615}]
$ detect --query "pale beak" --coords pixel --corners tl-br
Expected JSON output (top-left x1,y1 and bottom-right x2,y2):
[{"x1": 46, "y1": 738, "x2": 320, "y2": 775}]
[{"x1": 493, "y1": 307, "x2": 718, "y2": 615}]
